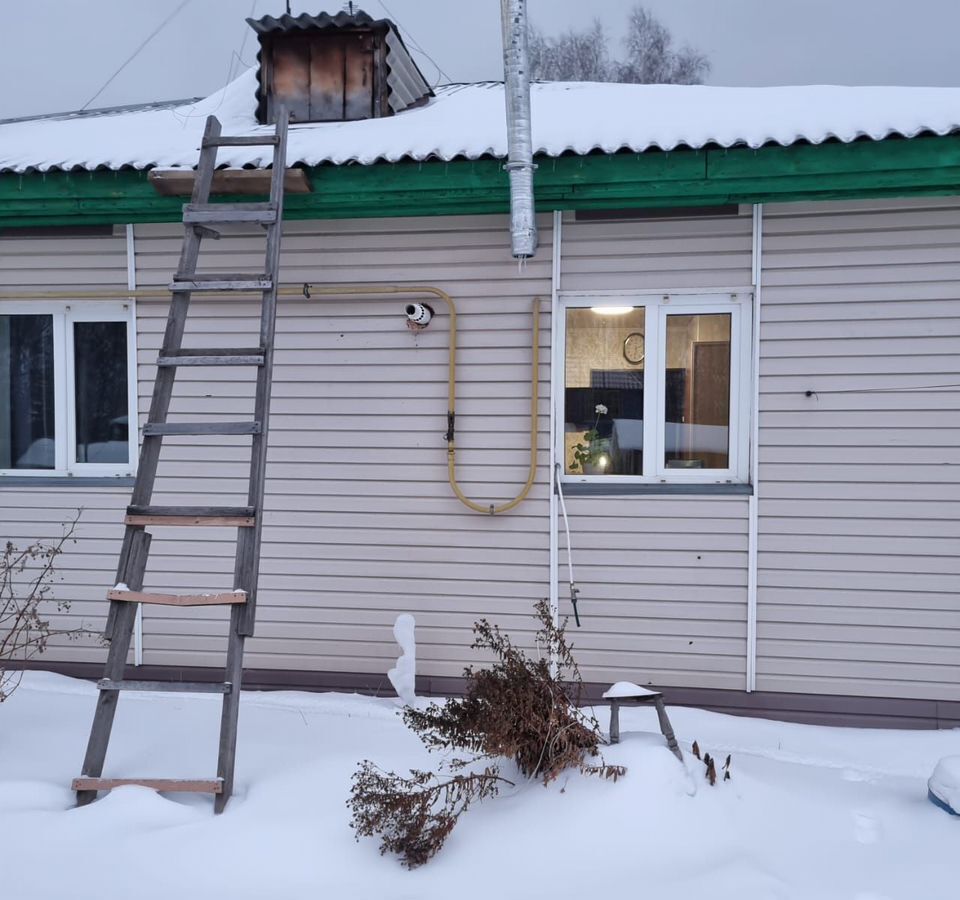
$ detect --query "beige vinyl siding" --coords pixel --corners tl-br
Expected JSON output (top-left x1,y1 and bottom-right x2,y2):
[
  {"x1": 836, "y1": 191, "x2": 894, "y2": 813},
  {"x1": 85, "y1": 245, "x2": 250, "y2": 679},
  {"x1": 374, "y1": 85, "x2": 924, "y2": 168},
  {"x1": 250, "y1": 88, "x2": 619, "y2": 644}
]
[
  {"x1": 128, "y1": 214, "x2": 553, "y2": 675},
  {"x1": 0, "y1": 232, "x2": 129, "y2": 289},
  {"x1": 557, "y1": 209, "x2": 754, "y2": 688},
  {"x1": 0, "y1": 216, "x2": 553, "y2": 675},
  {"x1": 0, "y1": 487, "x2": 130, "y2": 664},
  {"x1": 0, "y1": 228, "x2": 131, "y2": 661},
  {"x1": 757, "y1": 197, "x2": 960, "y2": 701},
  {"x1": 2, "y1": 199, "x2": 958, "y2": 708},
  {"x1": 559, "y1": 209, "x2": 754, "y2": 292}
]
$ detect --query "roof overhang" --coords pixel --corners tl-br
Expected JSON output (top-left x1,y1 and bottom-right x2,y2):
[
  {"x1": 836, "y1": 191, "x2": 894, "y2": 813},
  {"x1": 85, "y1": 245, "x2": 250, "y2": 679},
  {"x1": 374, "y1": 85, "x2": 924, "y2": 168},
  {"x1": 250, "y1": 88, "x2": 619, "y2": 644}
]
[{"x1": 2, "y1": 134, "x2": 960, "y2": 229}]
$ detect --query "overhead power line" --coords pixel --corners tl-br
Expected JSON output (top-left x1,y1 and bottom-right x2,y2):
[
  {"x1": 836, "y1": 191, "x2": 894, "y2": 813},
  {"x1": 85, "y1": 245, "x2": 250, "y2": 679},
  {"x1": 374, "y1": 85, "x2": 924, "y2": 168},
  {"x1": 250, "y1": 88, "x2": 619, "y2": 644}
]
[
  {"x1": 376, "y1": 0, "x2": 453, "y2": 85},
  {"x1": 81, "y1": 0, "x2": 194, "y2": 111}
]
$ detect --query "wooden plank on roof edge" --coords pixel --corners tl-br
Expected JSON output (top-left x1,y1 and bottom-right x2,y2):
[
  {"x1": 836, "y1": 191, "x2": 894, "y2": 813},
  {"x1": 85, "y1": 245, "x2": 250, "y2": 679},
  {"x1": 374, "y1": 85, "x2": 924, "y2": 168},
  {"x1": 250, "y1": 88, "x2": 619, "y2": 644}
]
[{"x1": 149, "y1": 168, "x2": 313, "y2": 196}]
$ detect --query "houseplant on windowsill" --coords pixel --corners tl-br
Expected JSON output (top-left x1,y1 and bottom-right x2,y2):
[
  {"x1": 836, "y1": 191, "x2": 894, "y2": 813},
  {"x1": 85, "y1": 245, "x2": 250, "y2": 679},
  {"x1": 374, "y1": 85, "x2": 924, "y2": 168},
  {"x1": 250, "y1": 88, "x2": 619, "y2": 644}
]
[{"x1": 570, "y1": 404, "x2": 611, "y2": 475}]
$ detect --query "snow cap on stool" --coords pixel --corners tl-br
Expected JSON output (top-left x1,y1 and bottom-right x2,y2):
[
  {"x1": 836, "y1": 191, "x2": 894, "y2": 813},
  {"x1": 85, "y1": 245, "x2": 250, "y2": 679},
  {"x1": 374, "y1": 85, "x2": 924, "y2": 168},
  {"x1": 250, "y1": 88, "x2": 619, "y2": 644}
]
[{"x1": 602, "y1": 681, "x2": 660, "y2": 700}]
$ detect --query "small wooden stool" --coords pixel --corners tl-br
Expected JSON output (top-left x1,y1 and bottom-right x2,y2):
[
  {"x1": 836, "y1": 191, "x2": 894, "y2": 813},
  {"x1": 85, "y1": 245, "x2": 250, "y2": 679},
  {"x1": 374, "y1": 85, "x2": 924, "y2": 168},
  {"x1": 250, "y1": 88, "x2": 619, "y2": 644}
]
[{"x1": 602, "y1": 682, "x2": 683, "y2": 762}]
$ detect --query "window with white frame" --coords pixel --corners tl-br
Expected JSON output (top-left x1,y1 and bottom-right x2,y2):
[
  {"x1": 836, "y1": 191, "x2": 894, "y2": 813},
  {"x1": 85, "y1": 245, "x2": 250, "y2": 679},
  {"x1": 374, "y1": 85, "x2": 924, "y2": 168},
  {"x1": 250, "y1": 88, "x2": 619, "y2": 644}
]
[
  {"x1": 559, "y1": 291, "x2": 752, "y2": 485},
  {"x1": 0, "y1": 302, "x2": 137, "y2": 478}
]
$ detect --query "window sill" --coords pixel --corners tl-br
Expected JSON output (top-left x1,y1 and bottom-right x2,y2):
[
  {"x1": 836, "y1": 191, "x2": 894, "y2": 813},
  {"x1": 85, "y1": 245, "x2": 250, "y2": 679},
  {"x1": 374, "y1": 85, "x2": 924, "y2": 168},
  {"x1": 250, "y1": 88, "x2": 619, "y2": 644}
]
[
  {"x1": 0, "y1": 476, "x2": 136, "y2": 488},
  {"x1": 558, "y1": 481, "x2": 753, "y2": 497}
]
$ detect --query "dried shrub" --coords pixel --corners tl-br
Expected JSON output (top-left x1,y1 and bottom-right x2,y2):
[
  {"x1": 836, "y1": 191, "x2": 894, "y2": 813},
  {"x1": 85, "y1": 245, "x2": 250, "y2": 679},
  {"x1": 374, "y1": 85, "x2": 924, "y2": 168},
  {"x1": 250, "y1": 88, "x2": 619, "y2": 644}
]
[
  {"x1": 1, "y1": 513, "x2": 85, "y2": 701},
  {"x1": 704, "y1": 753, "x2": 717, "y2": 786},
  {"x1": 404, "y1": 598, "x2": 618, "y2": 783},
  {"x1": 692, "y1": 740, "x2": 732, "y2": 785},
  {"x1": 349, "y1": 764, "x2": 509, "y2": 869},
  {"x1": 348, "y1": 600, "x2": 624, "y2": 867}
]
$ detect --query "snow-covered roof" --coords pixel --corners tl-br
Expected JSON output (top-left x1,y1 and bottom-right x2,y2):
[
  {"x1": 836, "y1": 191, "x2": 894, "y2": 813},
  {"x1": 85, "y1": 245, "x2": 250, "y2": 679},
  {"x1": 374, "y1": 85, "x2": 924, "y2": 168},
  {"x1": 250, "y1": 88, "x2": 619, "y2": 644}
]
[{"x1": 2, "y1": 69, "x2": 960, "y2": 174}]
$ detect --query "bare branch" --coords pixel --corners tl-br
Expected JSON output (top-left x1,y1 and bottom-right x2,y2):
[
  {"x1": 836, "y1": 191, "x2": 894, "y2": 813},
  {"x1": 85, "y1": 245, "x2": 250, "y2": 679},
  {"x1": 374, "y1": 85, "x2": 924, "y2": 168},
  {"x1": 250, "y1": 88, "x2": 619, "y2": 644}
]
[{"x1": 0, "y1": 511, "x2": 93, "y2": 701}]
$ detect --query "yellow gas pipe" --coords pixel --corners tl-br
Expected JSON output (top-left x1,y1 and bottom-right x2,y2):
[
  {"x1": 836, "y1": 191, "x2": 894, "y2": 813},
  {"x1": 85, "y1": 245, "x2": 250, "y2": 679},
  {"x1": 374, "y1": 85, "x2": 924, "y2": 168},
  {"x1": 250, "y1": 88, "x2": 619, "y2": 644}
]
[{"x1": 0, "y1": 283, "x2": 541, "y2": 515}]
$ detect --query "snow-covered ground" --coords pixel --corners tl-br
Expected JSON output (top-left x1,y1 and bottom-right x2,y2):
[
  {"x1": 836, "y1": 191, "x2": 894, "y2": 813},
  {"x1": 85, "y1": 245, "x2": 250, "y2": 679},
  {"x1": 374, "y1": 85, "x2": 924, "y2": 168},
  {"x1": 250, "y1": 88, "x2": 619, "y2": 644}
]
[{"x1": 0, "y1": 671, "x2": 956, "y2": 900}]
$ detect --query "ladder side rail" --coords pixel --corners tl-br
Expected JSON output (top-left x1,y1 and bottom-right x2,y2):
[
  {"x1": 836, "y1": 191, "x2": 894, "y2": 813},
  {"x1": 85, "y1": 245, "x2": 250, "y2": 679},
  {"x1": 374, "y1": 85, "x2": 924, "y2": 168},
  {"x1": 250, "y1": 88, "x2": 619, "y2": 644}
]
[
  {"x1": 217, "y1": 110, "x2": 289, "y2": 811},
  {"x1": 130, "y1": 115, "x2": 223, "y2": 511},
  {"x1": 235, "y1": 107, "x2": 289, "y2": 638},
  {"x1": 106, "y1": 116, "x2": 224, "y2": 638},
  {"x1": 77, "y1": 530, "x2": 152, "y2": 806}
]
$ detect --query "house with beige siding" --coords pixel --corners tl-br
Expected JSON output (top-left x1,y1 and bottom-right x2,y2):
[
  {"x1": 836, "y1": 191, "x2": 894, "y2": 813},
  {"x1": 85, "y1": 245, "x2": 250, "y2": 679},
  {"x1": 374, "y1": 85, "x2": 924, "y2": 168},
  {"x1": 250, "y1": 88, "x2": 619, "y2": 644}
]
[{"x1": 1, "y1": 12, "x2": 958, "y2": 728}]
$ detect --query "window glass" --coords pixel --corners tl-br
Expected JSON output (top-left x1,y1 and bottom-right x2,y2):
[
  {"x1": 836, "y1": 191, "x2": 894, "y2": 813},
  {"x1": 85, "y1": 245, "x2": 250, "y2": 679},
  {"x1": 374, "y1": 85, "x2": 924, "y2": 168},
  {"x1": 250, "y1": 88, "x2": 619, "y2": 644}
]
[
  {"x1": 0, "y1": 314, "x2": 55, "y2": 469},
  {"x1": 564, "y1": 306, "x2": 645, "y2": 475},
  {"x1": 664, "y1": 313, "x2": 731, "y2": 470},
  {"x1": 73, "y1": 321, "x2": 129, "y2": 464}
]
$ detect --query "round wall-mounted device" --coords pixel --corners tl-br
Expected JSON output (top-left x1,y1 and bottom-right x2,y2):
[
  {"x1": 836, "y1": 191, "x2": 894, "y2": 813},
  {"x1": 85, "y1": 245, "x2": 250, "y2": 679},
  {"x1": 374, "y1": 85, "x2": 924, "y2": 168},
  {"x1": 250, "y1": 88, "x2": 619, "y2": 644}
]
[{"x1": 623, "y1": 332, "x2": 645, "y2": 365}]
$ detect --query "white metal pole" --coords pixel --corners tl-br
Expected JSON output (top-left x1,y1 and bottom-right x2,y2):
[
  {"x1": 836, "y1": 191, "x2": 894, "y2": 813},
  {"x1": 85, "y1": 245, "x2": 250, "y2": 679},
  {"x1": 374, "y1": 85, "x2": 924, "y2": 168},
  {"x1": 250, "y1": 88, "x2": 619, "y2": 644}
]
[
  {"x1": 548, "y1": 210, "x2": 562, "y2": 635},
  {"x1": 126, "y1": 223, "x2": 143, "y2": 668},
  {"x1": 746, "y1": 205, "x2": 763, "y2": 692}
]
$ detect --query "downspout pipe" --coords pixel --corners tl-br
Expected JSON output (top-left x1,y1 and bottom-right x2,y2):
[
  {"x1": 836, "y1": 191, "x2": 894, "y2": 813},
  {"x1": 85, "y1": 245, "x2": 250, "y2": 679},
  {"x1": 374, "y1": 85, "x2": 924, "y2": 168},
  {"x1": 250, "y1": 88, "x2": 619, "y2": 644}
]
[{"x1": 500, "y1": 0, "x2": 538, "y2": 259}]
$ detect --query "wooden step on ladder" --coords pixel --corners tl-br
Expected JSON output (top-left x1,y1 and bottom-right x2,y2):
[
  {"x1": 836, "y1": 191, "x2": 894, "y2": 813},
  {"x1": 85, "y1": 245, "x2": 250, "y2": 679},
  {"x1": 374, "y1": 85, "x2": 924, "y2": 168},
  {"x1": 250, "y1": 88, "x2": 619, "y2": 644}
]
[{"x1": 73, "y1": 110, "x2": 289, "y2": 814}]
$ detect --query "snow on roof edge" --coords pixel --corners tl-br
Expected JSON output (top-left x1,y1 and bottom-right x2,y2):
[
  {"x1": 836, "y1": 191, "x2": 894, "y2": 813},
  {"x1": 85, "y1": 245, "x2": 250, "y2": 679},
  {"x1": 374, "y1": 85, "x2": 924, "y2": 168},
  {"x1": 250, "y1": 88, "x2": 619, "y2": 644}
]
[{"x1": 2, "y1": 71, "x2": 960, "y2": 175}]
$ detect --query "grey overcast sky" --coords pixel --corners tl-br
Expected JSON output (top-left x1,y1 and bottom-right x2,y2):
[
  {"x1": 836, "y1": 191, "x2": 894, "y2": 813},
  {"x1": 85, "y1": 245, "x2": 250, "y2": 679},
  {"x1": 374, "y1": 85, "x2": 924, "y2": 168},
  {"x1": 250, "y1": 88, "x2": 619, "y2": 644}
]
[{"x1": 2, "y1": 0, "x2": 959, "y2": 119}]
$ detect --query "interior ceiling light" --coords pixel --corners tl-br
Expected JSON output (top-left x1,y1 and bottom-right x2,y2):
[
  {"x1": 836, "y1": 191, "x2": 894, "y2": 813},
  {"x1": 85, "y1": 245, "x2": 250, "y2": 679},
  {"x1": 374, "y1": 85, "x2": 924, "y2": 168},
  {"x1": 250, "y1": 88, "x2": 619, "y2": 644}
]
[{"x1": 591, "y1": 306, "x2": 634, "y2": 315}]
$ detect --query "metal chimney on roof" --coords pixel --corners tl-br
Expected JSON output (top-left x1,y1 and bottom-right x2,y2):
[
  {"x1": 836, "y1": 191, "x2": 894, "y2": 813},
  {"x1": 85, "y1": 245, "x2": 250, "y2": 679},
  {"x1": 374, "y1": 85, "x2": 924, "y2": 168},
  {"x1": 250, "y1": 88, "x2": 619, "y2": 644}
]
[{"x1": 500, "y1": 0, "x2": 538, "y2": 259}]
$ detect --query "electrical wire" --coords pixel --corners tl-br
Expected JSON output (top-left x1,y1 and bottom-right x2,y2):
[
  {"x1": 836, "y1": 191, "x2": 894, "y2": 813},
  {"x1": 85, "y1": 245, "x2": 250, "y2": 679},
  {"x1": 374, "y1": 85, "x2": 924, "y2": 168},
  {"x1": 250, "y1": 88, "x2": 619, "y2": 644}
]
[
  {"x1": 81, "y1": 0, "x2": 195, "y2": 111},
  {"x1": 170, "y1": 0, "x2": 261, "y2": 126},
  {"x1": 376, "y1": 0, "x2": 453, "y2": 86},
  {"x1": 227, "y1": 0, "x2": 261, "y2": 85},
  {"x1": 804, "y1": 383, "x2": 960, "y2": 396},
  {"x1": 554, "y1": 463, "x2": 581, "y2": 627}
]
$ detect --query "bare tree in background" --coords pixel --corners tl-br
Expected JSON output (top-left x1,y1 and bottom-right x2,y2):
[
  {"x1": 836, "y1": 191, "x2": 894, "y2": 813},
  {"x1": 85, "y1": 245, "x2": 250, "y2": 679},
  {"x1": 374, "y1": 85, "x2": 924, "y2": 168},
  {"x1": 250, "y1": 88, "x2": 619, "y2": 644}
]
[
  {"x1": 528, "y1": 20, "x2": 610, "y2": 82},
  {"x1": 529, "y1": 4, "x2": 709, "y2": 85}
]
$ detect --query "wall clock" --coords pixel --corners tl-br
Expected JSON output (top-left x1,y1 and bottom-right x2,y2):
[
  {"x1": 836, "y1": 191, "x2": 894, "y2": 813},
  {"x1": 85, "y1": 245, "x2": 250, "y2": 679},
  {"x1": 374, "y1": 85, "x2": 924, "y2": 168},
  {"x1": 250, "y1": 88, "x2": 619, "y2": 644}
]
[{"x1": 623, "y1": 332, "x2": 645, "y2": 365}]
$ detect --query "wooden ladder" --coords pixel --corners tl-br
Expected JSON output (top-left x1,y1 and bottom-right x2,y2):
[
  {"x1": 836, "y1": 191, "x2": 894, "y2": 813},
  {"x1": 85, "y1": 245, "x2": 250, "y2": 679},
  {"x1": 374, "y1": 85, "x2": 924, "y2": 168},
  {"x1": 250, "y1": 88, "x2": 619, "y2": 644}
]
[{"x1": 73, "y1": 110, "x2": 289, "y2": 814}]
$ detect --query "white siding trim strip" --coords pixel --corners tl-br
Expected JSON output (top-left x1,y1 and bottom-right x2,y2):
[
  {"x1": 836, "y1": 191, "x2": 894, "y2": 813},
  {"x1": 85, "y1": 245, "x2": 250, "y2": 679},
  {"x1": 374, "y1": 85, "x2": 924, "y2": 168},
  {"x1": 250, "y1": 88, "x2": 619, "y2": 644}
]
[
  {"x1": 549, "y1": 210, "x2": 562, "y2": 634},
  {"x1": 747, "y1": 205, "x2": 763, "y2": 692},
  {"x1": 126, "y1": 223, "x2": 143, "y2": 668}
]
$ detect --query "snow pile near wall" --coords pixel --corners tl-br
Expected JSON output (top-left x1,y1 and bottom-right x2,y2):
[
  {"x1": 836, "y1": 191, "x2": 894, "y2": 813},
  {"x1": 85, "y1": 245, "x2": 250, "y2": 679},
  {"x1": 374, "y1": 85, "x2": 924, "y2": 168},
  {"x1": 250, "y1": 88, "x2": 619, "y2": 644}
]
[
  {"x1": 1, "y1": 671, "x2": 957, "y2": 899},
  {"x1": 929, "y1": 756, "x2": 960, "y2": 813},
  {"x1": 3, "y1": 70, "x2": 960, "y2": 172},
  {"x1": 387, "y1": 613, "x2": 417, "y2": 706}
]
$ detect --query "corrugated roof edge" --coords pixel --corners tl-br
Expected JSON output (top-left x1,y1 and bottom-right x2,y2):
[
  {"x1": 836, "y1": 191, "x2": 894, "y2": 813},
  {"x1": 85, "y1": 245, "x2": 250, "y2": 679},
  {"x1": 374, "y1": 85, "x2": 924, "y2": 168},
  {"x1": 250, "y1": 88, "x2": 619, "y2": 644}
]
[
  {"x1": 383, "y1": 28, "x2": 434, "y2": 113},
  {"x1": 0, "y1": 97, "x2": 204, "y2": 127},
  {"x1": 0, "y1": 131, "x2": 951, "y2": 177},
  {"x1": 245, "y1": 10, "x2": 389, "y2": 33}
]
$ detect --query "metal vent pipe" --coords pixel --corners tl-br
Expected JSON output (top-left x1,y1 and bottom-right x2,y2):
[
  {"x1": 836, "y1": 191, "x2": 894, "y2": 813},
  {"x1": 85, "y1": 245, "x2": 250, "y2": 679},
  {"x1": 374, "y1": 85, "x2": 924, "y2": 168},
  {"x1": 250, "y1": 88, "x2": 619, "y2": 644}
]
[{"x1": 500, "y1": 0, "x2": 538, "y2": 259}]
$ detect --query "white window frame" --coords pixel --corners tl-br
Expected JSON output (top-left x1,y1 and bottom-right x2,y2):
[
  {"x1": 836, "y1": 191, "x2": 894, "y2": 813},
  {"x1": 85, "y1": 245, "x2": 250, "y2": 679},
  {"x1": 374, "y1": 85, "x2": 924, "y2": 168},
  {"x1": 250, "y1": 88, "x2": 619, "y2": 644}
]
[
  {"x1": 557, "y1": 289, "x2": 753, "y2": 486},
  {"x1": 0, "y1": 300, "x2": 138, "y2": 478}
]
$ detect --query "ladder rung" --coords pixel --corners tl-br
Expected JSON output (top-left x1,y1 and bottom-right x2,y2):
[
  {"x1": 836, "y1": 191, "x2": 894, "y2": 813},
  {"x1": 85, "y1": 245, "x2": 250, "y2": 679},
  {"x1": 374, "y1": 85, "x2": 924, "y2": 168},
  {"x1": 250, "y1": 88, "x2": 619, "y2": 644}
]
[
  {"x1": 98, "y1": 679, "x2": 232, "y2": 693},
  {"x1": 107, "y1": 589, "x2": 248, "y2": 607},
  {"x1": 203, "y1": 134, "x2": 281, "y2": 147},
  {"x1": 158, "y1": 346, "x2": 265, "y2": 355},
  {"x1": 127, "y1": 504, "x2": 255, "y2": 519},
  {"x1": 157, "y1": 353, "x2": 264, "y2": 367},
  {"x1": 142, "y1": 421, "x2": 261, "y2": 436},
  {"x1": 183, "y1": 203, "x2": 277, "y2": 225},
  {"x1": 125, "y1": 515, "x2": 255, "y2": 527},
  {"x1": 168, "y1": 279, "x2": 273, "y2": 293},
  {"x1": 72, "y1": 777, "x2": 223, "y2": 794},
  {"x1": 173, "y1": 273, "x2": 268, "y2": 282}
]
